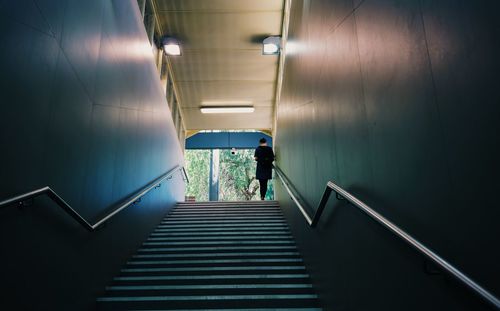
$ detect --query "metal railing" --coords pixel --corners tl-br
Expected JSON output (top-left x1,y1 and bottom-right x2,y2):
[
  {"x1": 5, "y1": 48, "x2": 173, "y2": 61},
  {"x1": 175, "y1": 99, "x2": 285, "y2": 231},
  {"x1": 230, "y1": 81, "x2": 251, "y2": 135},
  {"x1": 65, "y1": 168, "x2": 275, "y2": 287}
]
[
  {"x1": 0, "y1": 165, "x2": 188, "y2": 231},
  {"x1": 273, "y1": 164, "x2": 500, "y2": 309}
]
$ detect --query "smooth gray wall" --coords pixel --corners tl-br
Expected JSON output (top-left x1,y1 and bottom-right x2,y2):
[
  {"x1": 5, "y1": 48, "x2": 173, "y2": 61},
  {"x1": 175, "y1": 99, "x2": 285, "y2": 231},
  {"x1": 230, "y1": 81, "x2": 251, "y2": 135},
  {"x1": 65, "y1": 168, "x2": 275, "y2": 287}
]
[
  {"x1": 275, "y1": 0, "x2": 500, "y2": 310},
  {"x1": 0, "y1": 0, "x2": 184, "y2": 309}
]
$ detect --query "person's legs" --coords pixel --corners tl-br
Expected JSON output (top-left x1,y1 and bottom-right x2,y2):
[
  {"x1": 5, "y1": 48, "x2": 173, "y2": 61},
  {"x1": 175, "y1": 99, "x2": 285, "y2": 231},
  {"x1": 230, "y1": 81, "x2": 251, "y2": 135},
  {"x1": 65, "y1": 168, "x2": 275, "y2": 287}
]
[{"x1": 259, "y1": 179, "x2": 268, "y2": 200}]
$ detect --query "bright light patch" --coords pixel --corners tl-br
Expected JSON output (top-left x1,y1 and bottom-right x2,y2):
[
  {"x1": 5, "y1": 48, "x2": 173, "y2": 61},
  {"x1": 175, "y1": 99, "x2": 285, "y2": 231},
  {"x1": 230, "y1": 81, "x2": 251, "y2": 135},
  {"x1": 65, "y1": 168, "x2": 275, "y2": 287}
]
[
  {"x1": 285, "y1": 41, "x2": 302, "y2": 55},
  {"x1": 164, "y1": 43, "x2": 181, "y2": 56},
  {"x1": 263, "y1": 43, "x2": 279, "y2": 54},
  {"x1": 200, "y1": 107, "x2": 255, "y2": 114}
]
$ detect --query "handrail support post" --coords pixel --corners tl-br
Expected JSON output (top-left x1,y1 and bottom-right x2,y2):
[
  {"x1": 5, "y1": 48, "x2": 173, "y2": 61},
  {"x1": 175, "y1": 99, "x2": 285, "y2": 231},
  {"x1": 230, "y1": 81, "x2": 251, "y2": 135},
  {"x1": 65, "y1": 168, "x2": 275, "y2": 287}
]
[{"x1": 311, "y1": 186, "x2": 333, "y2": 227}]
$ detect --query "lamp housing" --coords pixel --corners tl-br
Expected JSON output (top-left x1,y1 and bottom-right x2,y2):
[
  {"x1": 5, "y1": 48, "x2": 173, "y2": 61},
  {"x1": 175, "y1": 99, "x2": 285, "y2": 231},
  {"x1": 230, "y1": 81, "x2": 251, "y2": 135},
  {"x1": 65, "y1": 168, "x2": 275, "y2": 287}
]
[
  {"x1": 162, "y1": 37, "x2": 181, "y2": 56},
  {"x1": 262, "y1": 36, "x2": 281, "y2": 55}
]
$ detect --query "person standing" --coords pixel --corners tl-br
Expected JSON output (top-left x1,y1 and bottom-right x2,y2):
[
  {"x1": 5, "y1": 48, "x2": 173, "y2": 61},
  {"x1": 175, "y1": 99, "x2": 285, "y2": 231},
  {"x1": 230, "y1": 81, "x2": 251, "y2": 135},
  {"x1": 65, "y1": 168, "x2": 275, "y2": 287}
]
[{"x1": 254, "y1": 138, "x2": 275, "y2": 200}]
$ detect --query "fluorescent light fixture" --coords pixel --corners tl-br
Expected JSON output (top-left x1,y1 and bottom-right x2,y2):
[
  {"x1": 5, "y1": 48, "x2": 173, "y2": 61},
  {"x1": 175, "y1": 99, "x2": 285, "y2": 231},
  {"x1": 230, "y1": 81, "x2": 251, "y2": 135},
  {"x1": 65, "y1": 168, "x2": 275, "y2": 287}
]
[
  {"x1": 262, "y1": 36, "x2": 281, "y2": 55},
  {"x1": 200, "y1": 106, "x2": 255, "y2": 114},
  {"x1": 162, "y1": 37, "x2": 181, "y2": 56}
]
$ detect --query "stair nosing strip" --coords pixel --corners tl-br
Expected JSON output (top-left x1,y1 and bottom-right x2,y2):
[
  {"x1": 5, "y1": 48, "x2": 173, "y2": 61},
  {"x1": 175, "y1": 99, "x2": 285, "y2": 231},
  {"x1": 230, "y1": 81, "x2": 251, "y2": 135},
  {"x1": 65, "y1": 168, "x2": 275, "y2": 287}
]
[
  {"x1": 137, "y1": 246, "x2": 298, "y2": 252},
  {"x1": 142, "y1": 241, "x2": 296, "y2": 246},
  {"x1": 147, "y1": 238, "x2": 293, "y2": 241},
  {"x1": 121, "y1": 266, "x2": 306, "y2": 272},
  {"x1": 127, "y1": 258, "x2": 303, "y2": 265},
  {"x1": 132, "y1": 252, "x2": 300, "y2": 258},
  {"x1": 150, "y1": 231, "x2": 291, "y2": 236},
  {"x1": 97, "y1": 294, "x2": 318, "y2": 302},
  {"x1": 113, "y1": 273, "x2": 310, "y2": 281},
  {"x1": 106, "y1": 284, "x2": 313, "y2": 290}
]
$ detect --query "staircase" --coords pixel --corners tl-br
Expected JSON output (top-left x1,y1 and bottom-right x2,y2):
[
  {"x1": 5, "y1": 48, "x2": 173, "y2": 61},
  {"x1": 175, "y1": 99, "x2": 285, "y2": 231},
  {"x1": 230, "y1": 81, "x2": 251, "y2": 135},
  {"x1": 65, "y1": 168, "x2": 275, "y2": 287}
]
[{"x1": 97, "y1": 201, "x2": 322, "y2": 310}]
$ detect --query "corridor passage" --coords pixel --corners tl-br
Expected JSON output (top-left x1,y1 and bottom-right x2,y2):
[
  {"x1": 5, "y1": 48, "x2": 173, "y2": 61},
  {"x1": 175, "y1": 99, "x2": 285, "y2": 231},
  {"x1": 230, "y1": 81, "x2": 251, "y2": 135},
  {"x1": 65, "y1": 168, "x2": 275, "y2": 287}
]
[{"x1": 1, "y1": 0, "x2": 499, "y2": 310}]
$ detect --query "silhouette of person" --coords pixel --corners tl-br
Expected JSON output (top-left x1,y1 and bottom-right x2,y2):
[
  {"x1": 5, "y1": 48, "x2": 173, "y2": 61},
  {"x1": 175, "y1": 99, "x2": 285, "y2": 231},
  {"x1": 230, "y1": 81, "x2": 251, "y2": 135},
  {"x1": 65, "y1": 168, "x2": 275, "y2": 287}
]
[{"x1": 254, "y1": 138, "x2": 275, "y2": 200}]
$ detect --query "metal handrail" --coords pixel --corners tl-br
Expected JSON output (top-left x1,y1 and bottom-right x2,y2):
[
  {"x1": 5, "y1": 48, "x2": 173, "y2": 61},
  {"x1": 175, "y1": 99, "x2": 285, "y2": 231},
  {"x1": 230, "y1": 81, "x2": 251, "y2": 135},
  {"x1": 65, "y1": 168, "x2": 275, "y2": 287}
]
[
  {"x1": 0, "y1": 165, "x2": 187, "y2": 231},
  {"x1": 273, "y1": 164, "x2": 500, "y2": 309}
]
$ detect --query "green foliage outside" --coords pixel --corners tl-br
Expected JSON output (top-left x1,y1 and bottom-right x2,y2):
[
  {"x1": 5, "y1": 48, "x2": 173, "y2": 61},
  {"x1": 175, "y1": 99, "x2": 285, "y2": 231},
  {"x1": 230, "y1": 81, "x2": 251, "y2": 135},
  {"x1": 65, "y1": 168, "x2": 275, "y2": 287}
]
[
  {"x1": 219, "y1": 149, "x2": 273, "y2": 201},
  {"x1": 184, "y1": 149, "x2": 210, "y2": 201},
  {"x1": 184, "y1": 149, "x2": 274, "y2": 201}
]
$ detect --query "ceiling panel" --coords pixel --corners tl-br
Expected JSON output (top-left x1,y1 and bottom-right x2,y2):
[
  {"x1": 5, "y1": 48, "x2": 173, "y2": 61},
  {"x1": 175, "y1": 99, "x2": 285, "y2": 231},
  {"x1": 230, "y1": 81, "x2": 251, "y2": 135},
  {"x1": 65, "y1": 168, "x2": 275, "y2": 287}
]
[
  {"x1": 170, "y1": 50, "x2": 278, "y2": 82},
  {"x1": 176, "y1": 81, "x2": 276, "y2": 108},
  {"x1": 156, "y1": 0, "x2": 283, "y2": 13},
  {"x1": 183, "y1": 107, "x2": 273, "y2": 130},
  {"x1": 159, "y1": 11, "x2": 282, "y2": 50},
  {"x1": 155, "y1": 0, "x2": 284, "y2": 130}
]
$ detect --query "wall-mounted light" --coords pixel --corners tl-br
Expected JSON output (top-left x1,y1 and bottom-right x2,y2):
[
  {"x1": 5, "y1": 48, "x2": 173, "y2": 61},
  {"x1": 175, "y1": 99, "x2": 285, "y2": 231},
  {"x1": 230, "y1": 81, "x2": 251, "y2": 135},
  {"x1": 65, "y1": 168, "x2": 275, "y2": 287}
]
[
  {"x1": 200, "y1": 106, "x2": 255, "y2": 114},
  {"x1": 262, "y1": 36, "x2": 281, "y2": 55},
  {"x1": 162, "y1": 36, "x2": 181, "y2": 56}
]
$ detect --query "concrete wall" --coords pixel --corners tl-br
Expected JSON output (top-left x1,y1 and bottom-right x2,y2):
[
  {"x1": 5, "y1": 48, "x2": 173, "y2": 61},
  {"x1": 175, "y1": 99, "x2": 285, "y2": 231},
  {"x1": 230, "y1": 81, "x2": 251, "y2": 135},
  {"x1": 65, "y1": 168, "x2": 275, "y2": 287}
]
[
  {"x1": 275, "y1": 0, "x2": 500, "y2": 310},
  {"x1": 0, "y1": 0, "x2": 184, "y2": 309}
]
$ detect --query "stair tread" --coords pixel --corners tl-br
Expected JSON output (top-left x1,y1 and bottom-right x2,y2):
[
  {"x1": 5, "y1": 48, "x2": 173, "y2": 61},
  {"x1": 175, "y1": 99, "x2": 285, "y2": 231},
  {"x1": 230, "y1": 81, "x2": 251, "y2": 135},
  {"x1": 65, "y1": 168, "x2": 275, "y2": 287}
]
[
  {"x1": 107, "y1": 284, "x2": 313, "y2": 290},
  {"x1": 138, "y1": 246, "x2": 298, "y2": 252},
  {"x1": 151, "y1": 231, "x2": 291, "y2": 236},
  {"x1": 133, "y1": 252, "x2": 300, "y2": 258},
  {"x1": 115, "y1": 274, "x2": 309, "y2": 280},
  {"x1": 98, "y1": 294, "x2": 318, "y2": 301},
  {"x1": 116, "y1": 309, "x2": 320, "y2": 311},
  {"x1": 127, "y1": 259, "x2": 303, "y2": 264}
]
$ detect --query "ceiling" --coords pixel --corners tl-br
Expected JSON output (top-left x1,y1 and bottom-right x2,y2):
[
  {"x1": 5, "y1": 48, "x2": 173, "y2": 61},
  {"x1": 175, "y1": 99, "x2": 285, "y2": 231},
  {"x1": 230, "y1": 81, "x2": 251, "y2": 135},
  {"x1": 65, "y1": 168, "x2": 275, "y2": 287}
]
[{"x1": 154, "y1": 0, "x2": 284, "y2": 131}]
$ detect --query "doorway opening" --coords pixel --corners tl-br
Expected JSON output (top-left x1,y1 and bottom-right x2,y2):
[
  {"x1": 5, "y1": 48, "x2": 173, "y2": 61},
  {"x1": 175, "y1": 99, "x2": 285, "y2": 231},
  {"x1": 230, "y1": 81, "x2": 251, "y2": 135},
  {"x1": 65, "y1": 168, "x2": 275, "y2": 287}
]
[{"x1": 184, "y1": 149, "x2": 274, "y2": 202}]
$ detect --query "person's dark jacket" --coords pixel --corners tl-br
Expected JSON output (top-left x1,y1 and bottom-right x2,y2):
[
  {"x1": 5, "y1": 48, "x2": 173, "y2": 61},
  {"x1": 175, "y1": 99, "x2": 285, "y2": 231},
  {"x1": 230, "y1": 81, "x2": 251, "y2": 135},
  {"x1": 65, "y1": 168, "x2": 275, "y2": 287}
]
[{"x1": 254, "y1": 145, "x2": 275, "y2": 180}]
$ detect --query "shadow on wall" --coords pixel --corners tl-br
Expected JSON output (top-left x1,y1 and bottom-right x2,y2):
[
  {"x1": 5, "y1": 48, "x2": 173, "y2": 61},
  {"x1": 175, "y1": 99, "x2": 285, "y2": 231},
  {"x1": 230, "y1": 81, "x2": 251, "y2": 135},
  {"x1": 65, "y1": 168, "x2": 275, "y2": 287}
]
[{"x1": 0, "y1": 0, "x2": 185, "y2": 309}]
